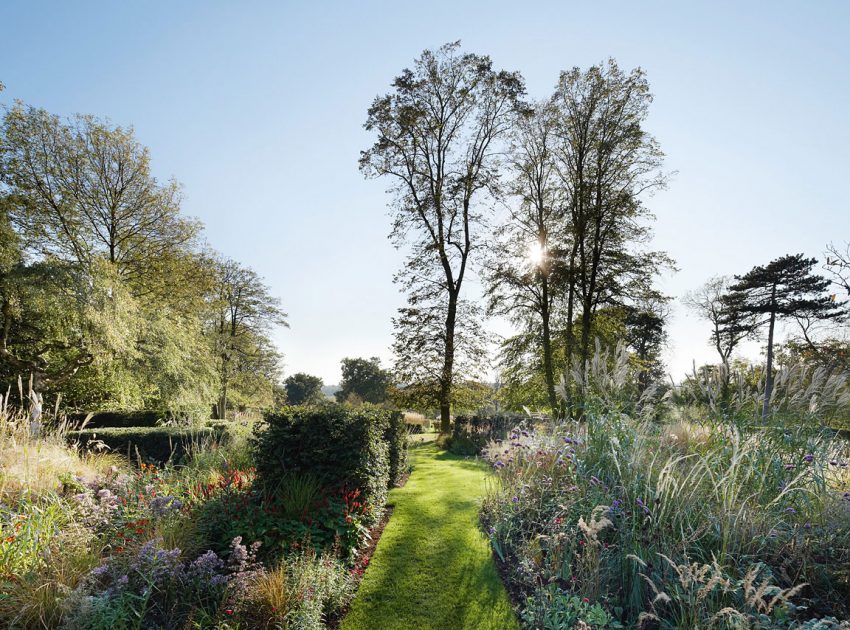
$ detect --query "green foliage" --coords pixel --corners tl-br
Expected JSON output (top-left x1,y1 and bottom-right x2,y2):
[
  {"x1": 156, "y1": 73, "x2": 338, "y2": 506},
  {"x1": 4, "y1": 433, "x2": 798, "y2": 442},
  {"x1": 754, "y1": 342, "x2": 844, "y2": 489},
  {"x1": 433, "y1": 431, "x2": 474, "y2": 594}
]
[
  {"x1": 444, "y1": 413, "x2": 522, "y2": 457},
  {"x1": 68, "y1": 410, "x2": 166, "y2": 429},
  {"x1": 335, "y1": 356, "x2": 391, "y2": 404},
  {"x1": 383, "y1": 410, "x2": 409, "y2": 485},
  {"x1": 0, "y1": 101, "x2": 284, "y2": 418},
  {"x1": 521, "y1": 585, "x2": 620, "y2": 629},
  {"x1": 282, "y1": 373, "x2": 325, "y2": 406},
  {"x1": 68, "y1": 426, "x2": 226, "y2": 464},
  {"x1": 340, "y1": 441, "x2": 518, "y2": 630},
  {"x1": 479, "y1": 408, "x2": 850, "y2": 626},
  {"x1": 253, "y1": 404, "x2": 392, "y2": 522}
]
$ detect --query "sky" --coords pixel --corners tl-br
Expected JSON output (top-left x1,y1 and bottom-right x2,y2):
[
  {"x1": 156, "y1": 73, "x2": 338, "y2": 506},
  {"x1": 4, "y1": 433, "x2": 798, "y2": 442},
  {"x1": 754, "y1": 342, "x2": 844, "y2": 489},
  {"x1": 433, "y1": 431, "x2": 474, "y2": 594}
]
[{"x1": 2, "y1": 1, "x2": 849, "y2": 385}]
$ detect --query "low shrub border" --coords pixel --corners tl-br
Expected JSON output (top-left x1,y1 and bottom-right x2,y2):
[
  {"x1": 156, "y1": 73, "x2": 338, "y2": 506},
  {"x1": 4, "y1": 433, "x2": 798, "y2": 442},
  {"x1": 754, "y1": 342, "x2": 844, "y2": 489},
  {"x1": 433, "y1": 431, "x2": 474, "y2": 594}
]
[
  {"x1": 67, "y1": 426, "x2": 226, "y2": 463},
  {"x1": 67, "y1": 410, "x2": 168, "y2": 428}
]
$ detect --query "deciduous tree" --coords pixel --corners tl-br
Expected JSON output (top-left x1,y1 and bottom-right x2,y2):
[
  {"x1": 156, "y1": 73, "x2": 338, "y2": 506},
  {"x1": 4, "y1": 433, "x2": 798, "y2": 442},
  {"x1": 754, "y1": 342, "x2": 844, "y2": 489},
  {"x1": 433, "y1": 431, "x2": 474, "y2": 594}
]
[{"x1": 361, "y1": 42, "x2": 525, "y2": 432}]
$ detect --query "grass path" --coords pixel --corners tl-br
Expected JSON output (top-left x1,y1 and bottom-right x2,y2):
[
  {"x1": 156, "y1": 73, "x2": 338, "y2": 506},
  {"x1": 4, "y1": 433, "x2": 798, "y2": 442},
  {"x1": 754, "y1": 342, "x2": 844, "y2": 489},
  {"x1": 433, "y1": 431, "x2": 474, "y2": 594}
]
[{"x1": 341, "y1": 439, "x2": 518, "y2": 630}]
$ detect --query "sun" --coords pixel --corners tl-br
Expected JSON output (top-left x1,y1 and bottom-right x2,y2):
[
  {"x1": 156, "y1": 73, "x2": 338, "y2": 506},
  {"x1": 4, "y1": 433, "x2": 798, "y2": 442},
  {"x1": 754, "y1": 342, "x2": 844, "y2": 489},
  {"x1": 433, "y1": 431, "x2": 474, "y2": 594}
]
[{"x1": 527, "y1": 242, "x2": 547, "y2": 267}]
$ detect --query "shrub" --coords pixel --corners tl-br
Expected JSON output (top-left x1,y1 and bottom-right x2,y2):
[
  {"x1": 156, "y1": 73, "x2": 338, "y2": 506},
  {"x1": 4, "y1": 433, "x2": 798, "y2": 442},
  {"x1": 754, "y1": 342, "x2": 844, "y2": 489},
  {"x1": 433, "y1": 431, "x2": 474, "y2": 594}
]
[
  {"x1": 447, "y1": 413, "x2": 521, "y2": 456},
  {"x1": 68, "y1": 410, "x2": 166, "y2": 429},
  {"x1": 384, "y1": 410, "x2": 409, "y2": 486},
  {"x1": 233, "y1": 547, "x2": 354, "y2": 628},
  {"x1": 68, "y1": 426, "x2": 227, "y2": 464},
  {"x1": 252, "y1": 404, "x2": 391, "y2": 521}
]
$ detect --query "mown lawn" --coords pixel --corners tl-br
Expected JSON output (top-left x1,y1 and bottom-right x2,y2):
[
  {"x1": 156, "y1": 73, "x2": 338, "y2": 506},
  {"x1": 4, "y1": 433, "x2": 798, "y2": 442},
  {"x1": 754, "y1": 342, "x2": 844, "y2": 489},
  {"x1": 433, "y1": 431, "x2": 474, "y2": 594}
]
[{"x1": 341, "y1": 438, "x2": 518, "y2": 630}]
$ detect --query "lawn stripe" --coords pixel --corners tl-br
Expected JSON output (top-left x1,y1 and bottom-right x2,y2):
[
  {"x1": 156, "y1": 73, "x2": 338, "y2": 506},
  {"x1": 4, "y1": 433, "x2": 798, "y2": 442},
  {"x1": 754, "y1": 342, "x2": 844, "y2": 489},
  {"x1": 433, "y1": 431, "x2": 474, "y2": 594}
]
[{"x1": 340, "y1": 440, "x2": 518, "y2": 630}]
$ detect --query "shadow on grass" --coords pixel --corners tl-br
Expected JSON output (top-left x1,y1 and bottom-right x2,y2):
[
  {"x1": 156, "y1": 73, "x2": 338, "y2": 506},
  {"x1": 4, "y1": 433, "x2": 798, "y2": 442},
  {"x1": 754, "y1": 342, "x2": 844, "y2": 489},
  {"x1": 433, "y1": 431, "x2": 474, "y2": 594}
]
[{"x1": 341, "y1": 441, "x2": 516, "y2": 630}]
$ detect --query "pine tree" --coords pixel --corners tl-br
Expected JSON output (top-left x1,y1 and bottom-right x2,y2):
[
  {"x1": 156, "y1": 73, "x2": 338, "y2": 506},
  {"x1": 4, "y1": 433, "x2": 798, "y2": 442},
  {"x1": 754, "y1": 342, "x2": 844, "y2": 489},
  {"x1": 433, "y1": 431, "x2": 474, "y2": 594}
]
[{"x1": 725, "y1": 254, "x2": 845, "y2": 417}]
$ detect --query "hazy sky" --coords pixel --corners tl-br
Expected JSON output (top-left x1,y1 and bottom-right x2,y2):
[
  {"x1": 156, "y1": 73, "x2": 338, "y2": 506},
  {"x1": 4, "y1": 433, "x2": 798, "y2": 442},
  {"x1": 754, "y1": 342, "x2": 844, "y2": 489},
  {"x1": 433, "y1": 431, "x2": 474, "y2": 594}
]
[{"x1": 2, "y1": 1, "x2": 849, "y2": 385}]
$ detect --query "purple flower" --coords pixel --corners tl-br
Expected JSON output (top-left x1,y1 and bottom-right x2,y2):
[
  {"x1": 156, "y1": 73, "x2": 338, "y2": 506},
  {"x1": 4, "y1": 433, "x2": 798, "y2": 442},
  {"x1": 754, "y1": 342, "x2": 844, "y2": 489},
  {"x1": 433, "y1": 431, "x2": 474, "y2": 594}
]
[
  {"x1": 511, "y1": 496, "x2": 519, "y2": 503},
  {"x1": 785, "y1": 507, "x2": 796, "y2": 514},
  {"x1": 803, "y1": 454, "x2": 814, "y2": 463},
  {"x1": 562, "y1": 436, "x2": 573, "y2": 444},
  {"x1": 91, "y1": 564, "x2": 110, "y2": 577},
  {"x1": 784, "y1": 463, "x2": 795, "y2": 471},
  {"x1": 489, "y1": 526, "x2": 496, "y2": 535},
  {"x1": 494, "y1": 461, "x2": 505, "y2": 469}
]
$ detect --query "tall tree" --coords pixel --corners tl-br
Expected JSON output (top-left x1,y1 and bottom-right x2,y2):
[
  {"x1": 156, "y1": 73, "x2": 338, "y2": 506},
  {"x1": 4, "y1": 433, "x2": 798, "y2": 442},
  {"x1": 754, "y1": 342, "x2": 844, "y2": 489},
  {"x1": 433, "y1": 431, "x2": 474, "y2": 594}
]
[
  {"x1": 283, "y1": 373, "x2": 325, "y2": 406},
  {"x1": 726, "y1": 254, "x2": 845, "y2": 418},
  {"x1": 551, "y1": 60, "x2": 668, "y2": 414},
  {"x1": 684, "y1": 276, "x2": 759, "y2": 401},
  {"x1": 486, "y1": 102, "x2": 563, "y2": 414},
  {"x1": 211, "y1": 257, "x2": 287, "y2": 419},
  {"x1": 1, "y1": 104, "x2": 201, "y2": 304},
  {"x1": 622, "y1": 296, "x2": 670, "y2": 394},
  {"x1": 361, "y1": 42, "x2": 525, "y2": 432},
  {"x1": 335, "y1": 356, "x2": 391, "y2": 404}
]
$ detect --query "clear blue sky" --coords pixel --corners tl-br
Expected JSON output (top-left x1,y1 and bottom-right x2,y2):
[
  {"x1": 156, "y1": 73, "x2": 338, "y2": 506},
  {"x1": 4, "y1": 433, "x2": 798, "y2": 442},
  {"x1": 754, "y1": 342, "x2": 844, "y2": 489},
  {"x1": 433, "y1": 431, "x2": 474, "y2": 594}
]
[{"x1": 2, "y1": 1, "x2": 849, "y2": 385}]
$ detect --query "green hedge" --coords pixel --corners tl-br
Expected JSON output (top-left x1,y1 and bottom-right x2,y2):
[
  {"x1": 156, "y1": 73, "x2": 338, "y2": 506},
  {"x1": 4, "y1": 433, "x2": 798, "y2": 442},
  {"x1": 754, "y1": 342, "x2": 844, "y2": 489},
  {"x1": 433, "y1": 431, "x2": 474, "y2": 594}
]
[
  {"x1": 447, "y1": 413, "x2": 525, "y2": 456},
  {"x1": 68, "y1": 426, "x2": 225, "y2": 463},
  {"x1": 68, "y1": 410, "x2": 167, "y2": 429},
  {"x1": 384, "y1": 410, "x2": 409, "y2": 486},
  {"x1": 253, "y1": 404, "x2": 394, "y2": 521}
]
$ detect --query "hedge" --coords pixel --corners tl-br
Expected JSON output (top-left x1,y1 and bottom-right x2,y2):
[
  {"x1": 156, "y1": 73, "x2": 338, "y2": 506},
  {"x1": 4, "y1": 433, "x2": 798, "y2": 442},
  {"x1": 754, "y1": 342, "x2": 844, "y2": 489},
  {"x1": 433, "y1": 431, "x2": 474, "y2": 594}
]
[
  {"x1": 67, "y1": 410, "x2": 166, "y2": 429},
  {"x1": 253, "y1": 404, "x2": 396, "y2": 522},
  {"x1": 447, "y1": 413, "x2": 525, "y2": 456},
  {"x1": 384, "y1": 410, "x2": 409, "y2": 486},
  {"x1": 68, "y1": 426, "x2": 225, "y2": 464}
]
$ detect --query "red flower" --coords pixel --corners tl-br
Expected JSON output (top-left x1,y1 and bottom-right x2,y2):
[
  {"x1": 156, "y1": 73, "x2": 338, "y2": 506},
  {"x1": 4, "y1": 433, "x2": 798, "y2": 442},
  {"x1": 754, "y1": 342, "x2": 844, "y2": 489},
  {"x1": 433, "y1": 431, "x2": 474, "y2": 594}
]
[
  {"x1": 582, "y1": 597, "x2": 590, "y2": 603},
  {"x1": 225, "y1": 609, "x2": 233, "y2": 615}
]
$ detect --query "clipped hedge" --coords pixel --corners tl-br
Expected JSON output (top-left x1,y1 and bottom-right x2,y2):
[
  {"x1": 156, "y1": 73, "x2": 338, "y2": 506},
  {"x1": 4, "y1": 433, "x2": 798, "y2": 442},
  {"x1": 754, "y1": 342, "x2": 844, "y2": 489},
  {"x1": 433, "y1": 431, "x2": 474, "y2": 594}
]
[
  {"x1": 68, "y1": 426, "x2": 225, "y2": 463},
  {"x1": 68, "y1": 410, "x2": 166, "y2": 429},
  {"x1": 384, "y1": 410, "x2": 409, "y2": 486},
  {"x1": 253, "y1": 404, "x2": 393, "y2": 521},
  {"x1": 447, "y1": 413, "x2": 525, "y2": 456}
]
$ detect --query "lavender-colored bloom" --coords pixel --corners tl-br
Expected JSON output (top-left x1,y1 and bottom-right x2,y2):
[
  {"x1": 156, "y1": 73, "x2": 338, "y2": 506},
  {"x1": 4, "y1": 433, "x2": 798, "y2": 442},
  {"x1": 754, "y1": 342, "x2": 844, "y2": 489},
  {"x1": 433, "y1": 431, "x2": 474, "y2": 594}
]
[
  {"x1": 521, "y1": 430, "x2": 529, "y2": 437},
  {"x1": 563, "y1": 436, "x2": 572, "y2": 444},
  {"x1": 785, "y1": 507, "x2": 796, "y2": 514},
  {"x1": 784, "y1": 463, "x2": 795, "y2": 470},
  {"x1": 489, "y1": 526, "x2": 496, "y2": 535},
  {"x1": 91, "y1": 564, "x2": 110, "y2": 577},
  {"x1": 117, "y1": 574, "x2": 129, "y2": 588},
  {"x1": 511, "y1": 496, "x2": 519, "y2": 503},
  {"x1": 803, "y1": 454, "x2": 814, "y2": 463}
]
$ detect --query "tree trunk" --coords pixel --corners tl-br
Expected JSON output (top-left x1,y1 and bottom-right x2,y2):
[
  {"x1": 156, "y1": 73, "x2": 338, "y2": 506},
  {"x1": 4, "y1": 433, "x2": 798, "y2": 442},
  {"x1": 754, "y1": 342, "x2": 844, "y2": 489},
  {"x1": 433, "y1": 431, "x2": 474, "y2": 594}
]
[
  {"x1": 540, "y1": 274, "x2": 557, "y2": 417},
  {"x1": 762, "y1": 308, "x2": 776, "y2": 419},
  {"x1": 439, "y1": 293, "x2": 458, "y2": 433},
  {"x1": 562, "y1": 255, "x2": 577, "y2": 418}
]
